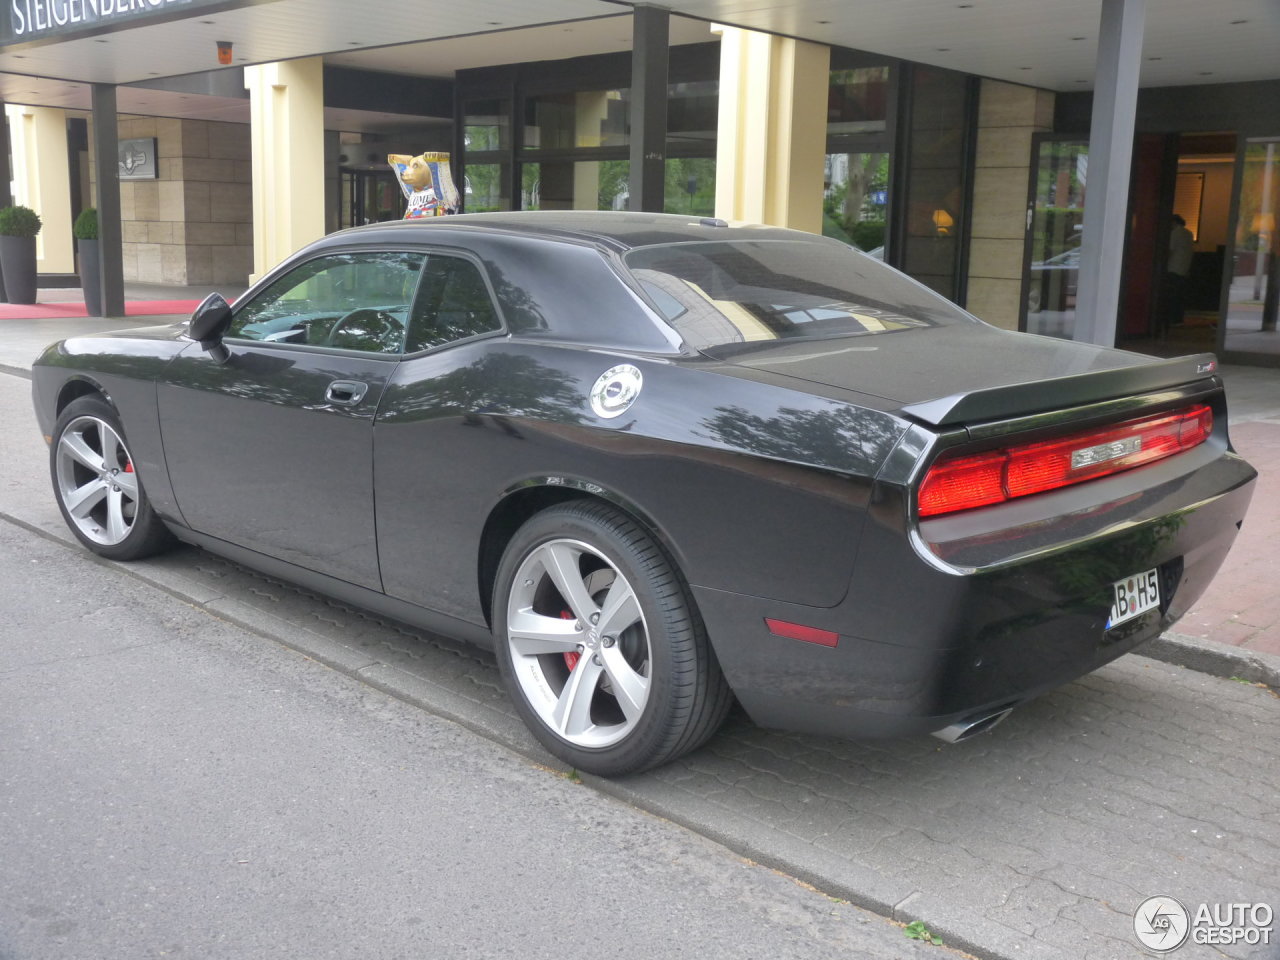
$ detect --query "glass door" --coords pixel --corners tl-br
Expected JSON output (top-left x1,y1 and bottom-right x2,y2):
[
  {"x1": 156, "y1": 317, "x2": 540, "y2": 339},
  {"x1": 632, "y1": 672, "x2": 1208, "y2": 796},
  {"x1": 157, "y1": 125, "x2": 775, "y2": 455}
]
[
  {"x1": 1022, "y1": 137, "x2": 1088, "y2": 340},
  {"x1": 1222, "y1": 138, "x2": 1280, "y2": 356},
  {"x1": 339, "y1": 169, "x2": 403, "y2": 229}
]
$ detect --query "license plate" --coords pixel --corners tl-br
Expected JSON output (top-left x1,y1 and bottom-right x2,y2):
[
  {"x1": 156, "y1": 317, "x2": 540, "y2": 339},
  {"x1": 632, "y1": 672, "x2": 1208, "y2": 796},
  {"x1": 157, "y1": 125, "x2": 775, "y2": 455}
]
[{"x1": 1108, "y1": 568, "x2": 1160, "y2": 628}]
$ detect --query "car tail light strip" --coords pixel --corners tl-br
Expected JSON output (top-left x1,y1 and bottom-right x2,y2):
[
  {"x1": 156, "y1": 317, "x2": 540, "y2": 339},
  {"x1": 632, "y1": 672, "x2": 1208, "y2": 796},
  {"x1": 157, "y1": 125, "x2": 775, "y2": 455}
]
[{"x1": 917, "y1": 404, "x2": 1213, "y2": 518}]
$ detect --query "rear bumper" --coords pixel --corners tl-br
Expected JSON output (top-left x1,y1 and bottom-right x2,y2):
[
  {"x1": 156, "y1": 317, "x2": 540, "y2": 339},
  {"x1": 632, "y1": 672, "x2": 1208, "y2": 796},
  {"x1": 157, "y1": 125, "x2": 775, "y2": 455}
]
[{"x1": 694, "y1": 447, "x2": 1256, "y2": 740}]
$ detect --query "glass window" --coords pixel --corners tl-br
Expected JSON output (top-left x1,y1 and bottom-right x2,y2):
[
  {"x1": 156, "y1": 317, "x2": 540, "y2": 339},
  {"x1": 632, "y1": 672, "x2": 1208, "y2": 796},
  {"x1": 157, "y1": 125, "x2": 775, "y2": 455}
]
[
  {"x1": 465, "y1": 163, "x2": 510, "y2": 213},
  {"x1": 523, "y1": 90, "x2": 628, "y2": 150},
  {"x1": 664, "y1": 158, "x2": 716, "y2": 217},
  {"x1": 230, "y1": 251, "x2": 424, "y2": 354},
  {"x1": 1224, "y1": 138, "x2": 1280, "y2": 355},
  {"x1": 667, "y1": 80, "x2": 718, "y2": 147},
  {"x1": 828, "y1": 66, "x2": 889, "y2": 135},
  {"x1": 464, "y1": 98, "x2": 511, "y2": 153},
  {"x1": 625, "y1": 240, "x2": 970, "y2": 354},
  {"x1": 406, "y1": 255, "x2": 502, "y2": 352},
  {"x1": 522, "y1": 160, "x2": 630, "y2": 211},
  {"x1": 897, "y1": 66, "x2": 972, "y2": 301},
  {"x1": 1026, "y1": 139, "x2": 1088, "y2": 339},
  {"x1": 823, "y1": 152, "x2": 890, "y2": 253}
]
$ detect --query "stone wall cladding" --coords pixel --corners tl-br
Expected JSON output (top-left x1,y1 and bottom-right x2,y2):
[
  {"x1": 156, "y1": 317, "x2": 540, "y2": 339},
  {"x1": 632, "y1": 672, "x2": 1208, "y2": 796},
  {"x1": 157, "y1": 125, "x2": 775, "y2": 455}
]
[
  {"x1": 966, "y1": 81, "x2": 1055, "y2": 331},
  {"x1": 111, "y1": 117, "x2": 253, "y2": 286}
]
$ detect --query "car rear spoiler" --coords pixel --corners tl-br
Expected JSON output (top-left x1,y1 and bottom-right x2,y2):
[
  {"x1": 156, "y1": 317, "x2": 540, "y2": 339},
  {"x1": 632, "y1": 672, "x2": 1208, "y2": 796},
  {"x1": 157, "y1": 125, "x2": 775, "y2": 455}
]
[{"x1": 899, "y1": 353, "x2": 1221, "y2": 428}]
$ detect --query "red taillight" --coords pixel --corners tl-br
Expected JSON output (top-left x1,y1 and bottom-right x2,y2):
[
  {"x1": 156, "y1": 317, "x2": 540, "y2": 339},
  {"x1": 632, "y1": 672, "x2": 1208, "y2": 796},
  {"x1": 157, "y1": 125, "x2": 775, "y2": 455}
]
[{"x1": 918, "y1": 404, "x2": 1213, "y2": 518}]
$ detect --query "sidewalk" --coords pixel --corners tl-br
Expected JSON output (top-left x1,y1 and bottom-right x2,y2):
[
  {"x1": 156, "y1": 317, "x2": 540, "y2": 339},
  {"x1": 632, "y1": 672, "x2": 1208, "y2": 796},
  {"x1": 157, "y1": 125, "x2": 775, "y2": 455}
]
[{"x1": 1, "y1": 299, "x2": 1278, "y2": 676}]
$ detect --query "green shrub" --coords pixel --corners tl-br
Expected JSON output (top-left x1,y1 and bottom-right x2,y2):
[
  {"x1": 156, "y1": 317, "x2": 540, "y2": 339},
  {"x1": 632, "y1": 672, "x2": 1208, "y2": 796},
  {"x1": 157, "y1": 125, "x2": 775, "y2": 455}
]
[
  {"x1": 849, "y1": 220, "x2": 886, "y2": 252},
  {"x1": 0, "y1": 205, "x2": 42, "y2": 237},
  {"x1": 73, "y1": 207, "x2": 98, "y2": 240}
]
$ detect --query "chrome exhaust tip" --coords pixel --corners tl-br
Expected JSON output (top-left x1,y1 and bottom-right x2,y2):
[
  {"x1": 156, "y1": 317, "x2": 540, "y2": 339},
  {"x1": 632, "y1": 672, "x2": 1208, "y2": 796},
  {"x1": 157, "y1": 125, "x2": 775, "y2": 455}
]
[{"x1": 931, "y1": 707, "x2": 1014, "y2": 744}]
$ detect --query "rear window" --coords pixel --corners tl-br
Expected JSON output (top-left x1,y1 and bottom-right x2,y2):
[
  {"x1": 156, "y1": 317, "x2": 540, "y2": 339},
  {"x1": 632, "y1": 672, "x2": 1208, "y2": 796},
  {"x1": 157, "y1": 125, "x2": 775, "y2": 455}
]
[{"x1": 624, "y1": 239, "x2": 972, "y2": 355}]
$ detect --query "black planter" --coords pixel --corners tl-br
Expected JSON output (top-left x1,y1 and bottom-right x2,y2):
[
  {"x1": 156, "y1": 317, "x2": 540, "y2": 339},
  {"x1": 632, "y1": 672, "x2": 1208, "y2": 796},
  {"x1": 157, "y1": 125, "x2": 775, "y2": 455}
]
[
  {"x1": 78, "y1": 238, "x2": 102, "y2": 316},
  {"x1": 0, "y1": 235, "x2": 37, "y2": 305}
]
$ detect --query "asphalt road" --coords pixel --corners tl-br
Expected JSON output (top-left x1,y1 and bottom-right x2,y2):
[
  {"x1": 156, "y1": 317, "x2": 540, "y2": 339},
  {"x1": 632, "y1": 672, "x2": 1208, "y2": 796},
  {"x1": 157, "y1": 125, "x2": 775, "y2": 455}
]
[
  {"x1": 3, "y1": 362, "x2": 1278, "y2": 960},
  {"x1": 0, "y1": 488, "x2": 933, "y2": 959}
]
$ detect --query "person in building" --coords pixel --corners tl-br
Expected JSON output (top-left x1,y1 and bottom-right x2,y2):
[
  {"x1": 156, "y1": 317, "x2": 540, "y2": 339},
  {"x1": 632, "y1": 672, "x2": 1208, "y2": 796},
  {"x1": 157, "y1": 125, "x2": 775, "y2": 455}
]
[{"x1": 1162, "y1": 214, "x2": 1194, "y2": 338}]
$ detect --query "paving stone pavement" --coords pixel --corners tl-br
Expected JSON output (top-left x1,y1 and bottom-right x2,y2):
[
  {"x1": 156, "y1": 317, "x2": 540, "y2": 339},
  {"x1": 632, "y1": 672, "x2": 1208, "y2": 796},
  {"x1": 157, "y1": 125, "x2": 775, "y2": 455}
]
[{"x1": 57, "y1": 541, "x2": 1272, "y2": 960}]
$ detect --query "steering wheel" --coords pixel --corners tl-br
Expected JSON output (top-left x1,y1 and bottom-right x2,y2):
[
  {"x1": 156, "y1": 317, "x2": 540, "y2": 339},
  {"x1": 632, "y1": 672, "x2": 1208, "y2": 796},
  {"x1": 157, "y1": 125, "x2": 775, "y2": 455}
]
[{"x1": 324, "y1": 308, "x2": 403, "y2": 351}]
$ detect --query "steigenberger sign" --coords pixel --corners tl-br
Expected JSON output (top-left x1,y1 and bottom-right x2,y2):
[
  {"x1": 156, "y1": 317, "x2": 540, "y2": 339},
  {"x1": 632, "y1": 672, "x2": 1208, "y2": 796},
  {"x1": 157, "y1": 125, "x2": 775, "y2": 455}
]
[{"x1": 2, "y1": 0, "x2": 226, "y2": 44}]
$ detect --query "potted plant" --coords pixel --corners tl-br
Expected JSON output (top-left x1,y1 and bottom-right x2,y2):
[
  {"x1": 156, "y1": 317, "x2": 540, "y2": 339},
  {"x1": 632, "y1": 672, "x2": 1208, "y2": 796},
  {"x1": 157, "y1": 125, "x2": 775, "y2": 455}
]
[
  {"x1": 0, "y1": 204, "x2": 43, "y2": 305},
  {"x1": 74, "y1": 208, "x2": 101, "y2": 316}
]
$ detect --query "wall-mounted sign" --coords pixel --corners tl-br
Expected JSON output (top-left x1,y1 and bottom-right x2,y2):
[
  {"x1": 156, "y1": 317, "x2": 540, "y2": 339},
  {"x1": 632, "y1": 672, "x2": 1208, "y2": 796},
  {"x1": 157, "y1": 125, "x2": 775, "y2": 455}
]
[
  {"x1": 2, "y1": 0, "x2": 227, "y2": 46},
  {"x1": 118, "y1": 137, "x2": 157, "y2": 180}
]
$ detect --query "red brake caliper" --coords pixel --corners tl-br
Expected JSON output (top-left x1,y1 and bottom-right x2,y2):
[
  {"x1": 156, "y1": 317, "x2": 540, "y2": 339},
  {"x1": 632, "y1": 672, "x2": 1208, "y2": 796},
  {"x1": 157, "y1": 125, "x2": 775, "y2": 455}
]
[
  {"x1": 124, "y1": 462, "x2": 134, "y2": 473},
  {"x1": 560, "y1": 610, "x2": 580, "y2": 672}
]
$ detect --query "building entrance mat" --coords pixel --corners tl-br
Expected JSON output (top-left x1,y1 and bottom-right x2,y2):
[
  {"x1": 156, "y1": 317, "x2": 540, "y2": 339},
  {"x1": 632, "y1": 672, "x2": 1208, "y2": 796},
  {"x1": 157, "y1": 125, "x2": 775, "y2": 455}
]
[{"x1": 0, "y1": 300, "x2": 200, "y2": 320}]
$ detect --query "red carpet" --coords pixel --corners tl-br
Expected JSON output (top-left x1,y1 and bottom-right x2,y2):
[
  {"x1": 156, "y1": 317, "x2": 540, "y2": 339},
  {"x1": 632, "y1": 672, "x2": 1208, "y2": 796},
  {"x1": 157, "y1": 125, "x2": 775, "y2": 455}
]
[{"x1": 0, "y1": 299, "x2": 200, "y2": 320}]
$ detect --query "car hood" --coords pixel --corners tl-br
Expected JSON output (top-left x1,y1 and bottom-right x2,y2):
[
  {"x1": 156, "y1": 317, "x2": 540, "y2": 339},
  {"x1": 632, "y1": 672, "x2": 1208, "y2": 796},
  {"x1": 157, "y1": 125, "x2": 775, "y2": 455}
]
[{"x1": 706, "y1": 324, "x2": 1219, "y2": 426}]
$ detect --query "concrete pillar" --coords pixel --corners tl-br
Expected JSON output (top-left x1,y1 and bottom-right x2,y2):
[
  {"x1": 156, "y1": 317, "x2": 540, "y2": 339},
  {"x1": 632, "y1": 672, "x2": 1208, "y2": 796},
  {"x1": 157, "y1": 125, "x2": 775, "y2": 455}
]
[
  {"x1": 5, "y1": 104, "x2": 75, "y2": 274},
  {"x1": 712, "y1": 25, "x2": 829, "y2": 233},
  {"x1": 1074, "y1": 0, "x2": 1146, "y2": 345},
  {"x1": 244, "y1": 58, "x2": 325, "y2": 283}
]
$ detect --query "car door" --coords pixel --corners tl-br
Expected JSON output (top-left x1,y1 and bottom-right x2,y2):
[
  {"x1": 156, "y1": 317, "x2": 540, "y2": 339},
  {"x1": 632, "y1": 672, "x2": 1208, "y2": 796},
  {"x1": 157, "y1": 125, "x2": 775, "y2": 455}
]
[{"x1": 158, "y1": 248, "x2": 425, "y2": 590}]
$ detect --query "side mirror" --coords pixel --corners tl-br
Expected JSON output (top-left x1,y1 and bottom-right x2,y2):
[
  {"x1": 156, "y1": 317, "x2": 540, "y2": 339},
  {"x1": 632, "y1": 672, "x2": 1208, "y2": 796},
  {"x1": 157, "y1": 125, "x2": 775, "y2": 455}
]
[{"x1": 189, "y1": 292, "x2": 233, "y2": 364}]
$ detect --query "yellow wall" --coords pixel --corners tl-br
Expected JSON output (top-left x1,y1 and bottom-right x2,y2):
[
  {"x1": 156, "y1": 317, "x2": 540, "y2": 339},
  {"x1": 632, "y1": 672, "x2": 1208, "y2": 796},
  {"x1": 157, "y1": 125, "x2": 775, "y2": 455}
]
[
  {"x1": 244, "y1": 58, "x2": 326, "y2": 282},
  {"x1": 5, "y1": 104, "x2": 75, "y2": 274},
  {"x1": 713, "y1": 25, "x2": 829, "y2": 233}
]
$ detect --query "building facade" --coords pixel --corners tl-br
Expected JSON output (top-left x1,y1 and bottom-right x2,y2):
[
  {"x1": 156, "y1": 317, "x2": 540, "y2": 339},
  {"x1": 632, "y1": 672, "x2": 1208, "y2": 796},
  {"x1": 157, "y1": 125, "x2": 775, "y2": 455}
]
[{"x1": 0, "y1": 0, "x2": 1276, "y2": 363}]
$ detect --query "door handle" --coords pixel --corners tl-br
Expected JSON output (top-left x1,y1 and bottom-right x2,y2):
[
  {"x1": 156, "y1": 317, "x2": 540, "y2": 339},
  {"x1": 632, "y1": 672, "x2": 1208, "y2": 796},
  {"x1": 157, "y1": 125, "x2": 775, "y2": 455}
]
[{"x1": 325, "y1": 380, "x2": 368, "y2": 406}]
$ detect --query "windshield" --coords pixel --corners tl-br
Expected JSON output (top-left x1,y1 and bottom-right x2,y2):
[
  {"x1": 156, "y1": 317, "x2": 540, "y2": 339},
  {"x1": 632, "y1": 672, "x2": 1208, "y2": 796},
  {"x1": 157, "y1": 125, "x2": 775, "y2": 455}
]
[{"x1": 624, "y1": 239, "x2": 973, "y2": 355}]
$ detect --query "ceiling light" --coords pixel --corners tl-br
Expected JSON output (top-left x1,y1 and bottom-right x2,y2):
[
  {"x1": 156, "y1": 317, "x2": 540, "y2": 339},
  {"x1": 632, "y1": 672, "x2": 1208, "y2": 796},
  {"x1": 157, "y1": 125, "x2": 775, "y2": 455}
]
[
  {"x1": 1198, "y1": 71, "x2": 1213, "y2": 76},
  {"x1": 200, "y1": 19, "x2": 215, "y2": 24},
  {"x1": 1070, "y1": 36, "x2": 1087, "y2": 41},
  {"x1": 935, "y1": 47, "x2": 950, "y2": 52},
  {"x1": 1018, "y1": 66, "x2": 1031, "y2": 70},
  {"x1": 957, "y1": 3, "x2": 973, "y2": 7},
  {"x1": 1148, "y1": 56, "x2": 1163, "y2": 61},
  {"x1": 94, "y1": 38, "x2": 108, "y2": 43},
  {"x1": 816, "y1": 19, "x2": 831, "y2": 24},
  {"x1": 1230, "y1": 19, "x2": 1248, "y2": 24}
]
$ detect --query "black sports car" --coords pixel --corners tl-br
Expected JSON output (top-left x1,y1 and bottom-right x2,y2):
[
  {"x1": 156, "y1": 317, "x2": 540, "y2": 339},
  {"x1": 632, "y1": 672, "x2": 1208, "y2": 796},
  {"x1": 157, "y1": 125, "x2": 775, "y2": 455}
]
[{"x1": 32, "y1": 212, "x2": 1256, "y2": 776}]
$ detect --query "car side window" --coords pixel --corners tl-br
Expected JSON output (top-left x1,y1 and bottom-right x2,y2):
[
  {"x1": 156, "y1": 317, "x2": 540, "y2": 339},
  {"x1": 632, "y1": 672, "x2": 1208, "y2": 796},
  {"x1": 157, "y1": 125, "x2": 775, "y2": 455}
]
[
  {"x1": 405, "y1": 254, "x2": 502, "y2": 353},
  {"x1": 229, "y1": 251, "x2": 425, "y2": 355}
]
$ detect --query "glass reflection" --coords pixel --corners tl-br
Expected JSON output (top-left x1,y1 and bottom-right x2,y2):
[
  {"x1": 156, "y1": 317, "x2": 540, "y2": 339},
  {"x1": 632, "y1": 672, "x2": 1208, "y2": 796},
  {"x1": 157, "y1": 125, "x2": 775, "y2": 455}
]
[{"x1": 1224, "y1": 138, "x2": 1280, "y2": 355}]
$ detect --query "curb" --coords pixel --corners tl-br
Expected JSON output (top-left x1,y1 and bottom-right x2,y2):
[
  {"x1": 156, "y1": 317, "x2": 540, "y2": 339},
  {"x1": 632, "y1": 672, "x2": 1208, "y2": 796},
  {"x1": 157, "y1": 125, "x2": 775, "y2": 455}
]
[{"x1": 1142, "y1": 632, "x2": 1280, "y2": 689}]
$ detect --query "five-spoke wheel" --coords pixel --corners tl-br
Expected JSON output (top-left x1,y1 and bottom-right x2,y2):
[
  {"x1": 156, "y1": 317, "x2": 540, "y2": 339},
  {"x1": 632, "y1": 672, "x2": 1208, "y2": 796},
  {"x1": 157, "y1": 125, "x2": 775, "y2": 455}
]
[
  {"x1": 494, "y1": 501, "x2": 731, "y2": 776},
  {"x1": 51, "y1": 395, "x2": 172, "y2": 560}
]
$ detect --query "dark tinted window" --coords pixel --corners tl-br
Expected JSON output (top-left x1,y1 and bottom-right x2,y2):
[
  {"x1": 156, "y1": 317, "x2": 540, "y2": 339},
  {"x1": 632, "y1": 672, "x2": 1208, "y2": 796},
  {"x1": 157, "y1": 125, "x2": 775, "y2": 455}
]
[
  {"x1": 406, "y1": 255, "x2": 502, "y2": 352},
  {"x1": 624, "y1": 240, "x2": 971, "y2": 353}
]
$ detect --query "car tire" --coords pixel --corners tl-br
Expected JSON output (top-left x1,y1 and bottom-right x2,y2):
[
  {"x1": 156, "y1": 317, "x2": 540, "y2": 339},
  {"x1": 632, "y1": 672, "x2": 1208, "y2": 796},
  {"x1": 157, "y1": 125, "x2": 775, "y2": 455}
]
[
  {"x1": 493, "y1": 500, "x2": 732, "y2": 777},
  {"x1": 50, "y1": 395, "x2": 174, "y2": 561}
]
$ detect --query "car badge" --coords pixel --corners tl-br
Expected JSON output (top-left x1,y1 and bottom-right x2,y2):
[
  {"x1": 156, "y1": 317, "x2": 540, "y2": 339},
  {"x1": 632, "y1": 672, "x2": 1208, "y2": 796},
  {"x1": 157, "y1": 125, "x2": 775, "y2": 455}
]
[{"x1": 590, "y1": 364, "x2": 643, "y2": 419}]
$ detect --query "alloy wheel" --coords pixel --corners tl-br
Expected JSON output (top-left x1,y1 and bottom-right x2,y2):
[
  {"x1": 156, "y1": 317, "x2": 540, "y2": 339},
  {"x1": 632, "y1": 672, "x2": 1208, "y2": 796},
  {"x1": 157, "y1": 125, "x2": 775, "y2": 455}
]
[
  {"x1": 55, "y1": 415, "x2": 140, "y2": 546},
  {"x1": 505, "y1": 538, "x2": 652, "y2": 749}
]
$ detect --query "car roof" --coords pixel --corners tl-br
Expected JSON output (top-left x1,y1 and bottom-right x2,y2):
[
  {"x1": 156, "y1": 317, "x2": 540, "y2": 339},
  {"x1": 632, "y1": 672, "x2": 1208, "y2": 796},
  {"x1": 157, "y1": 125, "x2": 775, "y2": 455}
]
[{"x1": 330, "y1": 211, "x2": 830, "y2": 254}]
